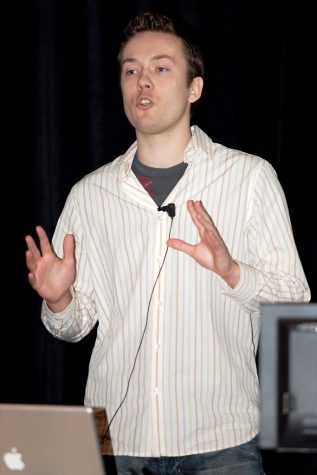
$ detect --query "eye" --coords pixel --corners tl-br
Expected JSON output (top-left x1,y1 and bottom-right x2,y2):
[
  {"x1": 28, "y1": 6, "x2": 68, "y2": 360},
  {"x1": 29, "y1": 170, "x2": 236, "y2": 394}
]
[
  {"x1": 126, "y1": 69, "x2": 138, "y2": 76},
  {"x1": 156, "y1": 66, "x2": 168, "y2": 72}
]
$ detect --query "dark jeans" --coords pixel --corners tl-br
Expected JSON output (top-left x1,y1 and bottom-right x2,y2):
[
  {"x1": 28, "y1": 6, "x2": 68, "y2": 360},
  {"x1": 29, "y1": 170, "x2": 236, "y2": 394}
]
[{"x1": 103, "y1": 436, "x2": 264, "y2": 474}]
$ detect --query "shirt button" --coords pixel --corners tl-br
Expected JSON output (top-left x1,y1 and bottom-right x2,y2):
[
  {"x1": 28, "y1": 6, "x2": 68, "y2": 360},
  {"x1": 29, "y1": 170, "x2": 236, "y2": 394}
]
[
  {"x1": 154, "y1": 387, "x2": 159, "y2": 395},
  {"x1": 155, "y1": 344, "x2": 160, "y2": 351}
]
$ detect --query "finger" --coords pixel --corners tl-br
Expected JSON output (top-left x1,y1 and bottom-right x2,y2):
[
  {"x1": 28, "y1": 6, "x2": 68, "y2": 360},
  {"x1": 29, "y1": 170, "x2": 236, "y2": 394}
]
[
  {"x1": 25, "y1": 249, "x2": 37, "y2": 271},
  {"x1": 167, "y1": 238, "x2": 195, "y2": 257},
  {"x1": 203, "y1": 228, "x2": 225, "y2": 251},
  {"x1": 25, "y1": 234, "x2": 42, "y2": 261},
  {"x1": 27, "y1": 271, "x2": 37, "y2": 288},
  {"x1": 193, "y1": 201, "x2": 216, "y2": 229},
  {"x1": 187, "y1": 200, "x2": 214, "y2": 237},
  {"x1": 35, "y1": 225, "x2": 55, "y2": 256},
  {"x1": 187, "y1": 200, "x2": 205, "y2": 233}
]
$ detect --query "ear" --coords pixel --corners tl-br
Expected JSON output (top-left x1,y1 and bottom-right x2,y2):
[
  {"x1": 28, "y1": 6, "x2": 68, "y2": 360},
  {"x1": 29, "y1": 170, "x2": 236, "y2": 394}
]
[{"x1": 188, "y1": 76, "x2": 203, "y2": 104}]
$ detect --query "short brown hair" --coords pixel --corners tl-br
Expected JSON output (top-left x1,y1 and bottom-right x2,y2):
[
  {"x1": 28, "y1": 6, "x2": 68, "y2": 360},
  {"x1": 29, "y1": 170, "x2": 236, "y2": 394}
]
[{"x1": 118, "y1": 11, "x2": 205, "y2": 87}]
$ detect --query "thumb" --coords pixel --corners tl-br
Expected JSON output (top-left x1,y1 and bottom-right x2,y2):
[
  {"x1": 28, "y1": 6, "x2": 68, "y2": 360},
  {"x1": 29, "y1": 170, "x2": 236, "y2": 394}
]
[
  {"x1": 63, "y1": 234, "x2": 76, "y2": 261},
  {"x1": 167, "y1": 238, "x2": 194, "y2": 256}
]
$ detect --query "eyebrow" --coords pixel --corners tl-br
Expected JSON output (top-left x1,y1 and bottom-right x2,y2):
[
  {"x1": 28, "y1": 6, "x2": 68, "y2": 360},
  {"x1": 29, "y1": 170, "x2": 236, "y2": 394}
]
[{"x1": 121, "y1": 54, "x2": 176, "y2": 66}]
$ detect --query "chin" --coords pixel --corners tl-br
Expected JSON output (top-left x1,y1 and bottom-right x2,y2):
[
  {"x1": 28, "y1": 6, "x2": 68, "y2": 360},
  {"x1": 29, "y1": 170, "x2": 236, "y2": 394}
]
[{"x1": 134, "y1": 123, "x2": 163, "y2": 135}]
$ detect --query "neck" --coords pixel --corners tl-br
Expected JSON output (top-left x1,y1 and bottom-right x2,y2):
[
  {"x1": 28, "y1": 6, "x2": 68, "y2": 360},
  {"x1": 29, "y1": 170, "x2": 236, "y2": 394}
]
[{"x1": 136, "y1": 127, "x2": 192, "y2": 168}]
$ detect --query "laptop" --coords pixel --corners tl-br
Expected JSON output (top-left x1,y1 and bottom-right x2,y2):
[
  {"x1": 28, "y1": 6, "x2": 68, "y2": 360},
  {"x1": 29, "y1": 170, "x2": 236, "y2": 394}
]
[{"x1": 0, "y1": 404, "x2": 106, "y2": 475}]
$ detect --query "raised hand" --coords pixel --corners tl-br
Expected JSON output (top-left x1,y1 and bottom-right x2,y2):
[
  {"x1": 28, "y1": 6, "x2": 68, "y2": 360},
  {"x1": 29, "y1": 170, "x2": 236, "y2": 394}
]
[
  {"x1": 25, "y1": 225, "x2": 76, "y2": 310},
  {"x1": 167, "y1": 200, "x2": 240, "y2": 288}
]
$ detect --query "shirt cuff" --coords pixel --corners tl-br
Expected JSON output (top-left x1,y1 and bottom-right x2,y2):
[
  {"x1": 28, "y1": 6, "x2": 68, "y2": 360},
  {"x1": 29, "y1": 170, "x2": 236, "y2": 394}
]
[
  {"x1": 219, "y1": 261, "x2": 259, "y2": 303},
  {"x1": 42, "y1": 292, "x2": 76, "y2": 318}
]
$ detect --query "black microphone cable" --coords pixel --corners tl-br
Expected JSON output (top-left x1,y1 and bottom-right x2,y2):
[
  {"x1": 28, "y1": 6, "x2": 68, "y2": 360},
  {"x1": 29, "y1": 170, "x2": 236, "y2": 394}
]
[{"x1": 101, "y1": 205, "x2": 175, "y2": 444}]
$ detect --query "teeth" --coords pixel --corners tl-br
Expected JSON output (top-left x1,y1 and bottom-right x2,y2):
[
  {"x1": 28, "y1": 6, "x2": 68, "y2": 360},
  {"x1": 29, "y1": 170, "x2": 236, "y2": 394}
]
[{"x1": 140, "y1": 99, "x2": 150, "y2": 104}]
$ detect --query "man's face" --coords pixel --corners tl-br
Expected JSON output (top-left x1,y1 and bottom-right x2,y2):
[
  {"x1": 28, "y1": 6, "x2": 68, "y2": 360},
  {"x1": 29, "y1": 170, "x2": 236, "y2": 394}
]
[{"x1": 120, "y1": 31, "x2": 198, "y2": 137}]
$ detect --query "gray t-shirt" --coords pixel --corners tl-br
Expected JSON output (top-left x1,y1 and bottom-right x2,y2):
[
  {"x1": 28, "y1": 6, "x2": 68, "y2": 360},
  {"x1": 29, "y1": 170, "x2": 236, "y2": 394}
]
[{"x1": 132, "y1": 154, "x2": 188, "y2": 206}]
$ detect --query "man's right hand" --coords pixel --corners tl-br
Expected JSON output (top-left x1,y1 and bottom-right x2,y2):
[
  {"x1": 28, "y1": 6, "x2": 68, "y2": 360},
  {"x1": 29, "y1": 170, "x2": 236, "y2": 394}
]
[{"x1": 25, "y1": 225, "x2": 76, "y2": 312}]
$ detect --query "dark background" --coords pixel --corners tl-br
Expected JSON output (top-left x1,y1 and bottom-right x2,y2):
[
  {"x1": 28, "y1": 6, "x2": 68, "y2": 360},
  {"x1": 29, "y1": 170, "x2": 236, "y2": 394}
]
[{"x1": 5, "y1": 0, "x2": 317, "y2": 473}]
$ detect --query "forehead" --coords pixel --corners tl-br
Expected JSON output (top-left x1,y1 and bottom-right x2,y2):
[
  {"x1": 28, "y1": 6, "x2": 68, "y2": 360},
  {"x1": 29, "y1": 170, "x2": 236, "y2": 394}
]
[{"x1": 121, "y1": 31, "x2": 185, "y2": 64}]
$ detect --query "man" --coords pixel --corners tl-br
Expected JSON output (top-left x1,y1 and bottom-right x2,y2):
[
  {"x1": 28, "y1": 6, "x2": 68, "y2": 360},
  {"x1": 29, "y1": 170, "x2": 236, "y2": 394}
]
[{"x1": 25, "y1": 11, "x2": 310, "y2": 475}]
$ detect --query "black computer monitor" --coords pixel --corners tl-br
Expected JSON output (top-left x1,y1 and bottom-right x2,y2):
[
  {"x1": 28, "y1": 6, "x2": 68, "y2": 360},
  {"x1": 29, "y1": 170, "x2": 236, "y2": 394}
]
[{"x1": 259, "y1": 303, "x2": 317, "y2": 453}]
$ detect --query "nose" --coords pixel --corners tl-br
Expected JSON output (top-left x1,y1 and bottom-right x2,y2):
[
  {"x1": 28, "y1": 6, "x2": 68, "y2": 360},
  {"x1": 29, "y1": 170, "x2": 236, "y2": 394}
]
[{"x1": 138, "y1": 71, "x2": 152, "y2": 90}]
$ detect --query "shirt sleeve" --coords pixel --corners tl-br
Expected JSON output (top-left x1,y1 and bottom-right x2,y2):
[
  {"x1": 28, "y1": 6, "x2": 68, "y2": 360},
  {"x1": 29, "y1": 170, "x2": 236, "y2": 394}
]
[
  {"x1": 219, "y1": 160, "x2": 311, "y2": 314},
  {"x1": 41, "y1": 186, "x2": 98, "y2": 342}
]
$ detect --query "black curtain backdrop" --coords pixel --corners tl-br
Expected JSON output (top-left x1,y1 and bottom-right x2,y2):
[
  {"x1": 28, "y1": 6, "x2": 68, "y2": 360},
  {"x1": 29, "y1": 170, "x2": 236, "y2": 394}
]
[{"x1": 6, "y1": 1, "x2": 316, "y2": 473}]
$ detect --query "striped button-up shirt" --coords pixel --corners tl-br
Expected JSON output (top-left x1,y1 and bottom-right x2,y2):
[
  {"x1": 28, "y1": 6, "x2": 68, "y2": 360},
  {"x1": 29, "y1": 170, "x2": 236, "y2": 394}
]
[{"x1": 42, "y1": 125, "x2": 310, "y2": 456}]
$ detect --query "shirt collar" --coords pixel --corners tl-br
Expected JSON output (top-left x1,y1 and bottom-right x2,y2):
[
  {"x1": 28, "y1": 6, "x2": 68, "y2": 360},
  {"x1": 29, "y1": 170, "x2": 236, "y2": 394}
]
[{"x1": 115, "y1": 125, "x2": 212, "y2": 180}]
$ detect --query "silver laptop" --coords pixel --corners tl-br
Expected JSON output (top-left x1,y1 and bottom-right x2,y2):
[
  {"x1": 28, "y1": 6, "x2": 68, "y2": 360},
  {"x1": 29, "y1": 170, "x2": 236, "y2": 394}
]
[{"x1": 0, "y1": 404, "x2": 106, "y2": 475}]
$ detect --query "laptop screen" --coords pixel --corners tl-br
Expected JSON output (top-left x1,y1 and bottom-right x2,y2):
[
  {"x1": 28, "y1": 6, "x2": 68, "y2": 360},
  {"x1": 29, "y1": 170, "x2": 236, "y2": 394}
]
[{"x1": 0, "y1": 404, "x2": 106, "y2": 475}]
